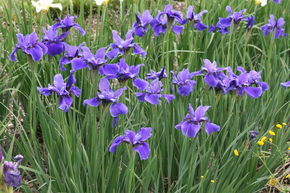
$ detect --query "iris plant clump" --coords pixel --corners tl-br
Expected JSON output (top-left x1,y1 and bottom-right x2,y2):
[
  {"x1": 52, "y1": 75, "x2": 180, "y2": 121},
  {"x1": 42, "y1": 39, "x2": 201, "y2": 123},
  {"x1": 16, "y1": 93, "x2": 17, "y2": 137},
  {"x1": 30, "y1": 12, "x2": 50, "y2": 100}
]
[{"x1": 9, "y1": 3, "x2": 286, "y2": 163}]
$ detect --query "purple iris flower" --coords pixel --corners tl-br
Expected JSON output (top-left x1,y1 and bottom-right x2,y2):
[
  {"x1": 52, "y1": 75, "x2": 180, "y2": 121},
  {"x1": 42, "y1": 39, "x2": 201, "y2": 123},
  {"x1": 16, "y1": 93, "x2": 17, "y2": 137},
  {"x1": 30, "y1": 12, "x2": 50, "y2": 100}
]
[
  {"x1": 273, "y1": 0, "x2": 281, "y2": 3},
  {"x1": 133, "y1": 78, "x2": 175, "y2": 105},
  {"x1": 10, "y1": 32, "x2": 48, "y2": 62},
  {"x1": 42, "y1": 26, "x2": 70, "y2": 56},
  {"x1": 107, "y1": 30, "x2": 146, "y2": 59},
  {"x1": 109, "y1": 127, "x2": 152, "y2": 160},
  {"x1": 249, "y1": 130, "x2": 259, "y2": 141},
  {"x1": 210, "y1": 6, "x2": 246, "y2": 34},
  {"x1": 235, "y1": 66, "x2": 269, "y2": 98},
  {"x1": 150, "y1": 4, "x2": 186, "y2": 36},
  {"x1": 186, "y1": 6, "x2": 208, "y2": 31},
  {"x1": 133, "y1": 10, "x2": 153, "y2": 37},
  {"x1": 37, "y1": 73, "x2": 81, "y2": 112},
  {"x1": 52, "y1": 15, "x2": 85, "y2": 36},
  {"x1": 3, "y1": 155, "x2": 23, "y2": 187},
  {"x1": 176, "y1": 104, "x2": 220, "y2": 138},
  {"x1": 145, "y1": 67, "x2": 167, "y2": 80},
  {"x1": 83, "y1": 78, "x2": 128, "y2": 124},
  {"x1": 280, "y1": 81, "x2": 290, "y2": 88},
  {"x1": 59, "y1": 43, "x2": 107, "y2": 71},
  {"x1": 200, "y1": 59, "x2": 227, "y2": 88},
  {"x1": 99, "y1": 59, "x2": 143, "y2": 81},
  {"x1": 261, "y1": 15, "x2": 287, "y2": 39},
  {"x1": 244, "y1": 16, "x2": 255, "y2": 29},
  {"x1": 171, "y1": 69, "x2": 198, "y2": 96}
]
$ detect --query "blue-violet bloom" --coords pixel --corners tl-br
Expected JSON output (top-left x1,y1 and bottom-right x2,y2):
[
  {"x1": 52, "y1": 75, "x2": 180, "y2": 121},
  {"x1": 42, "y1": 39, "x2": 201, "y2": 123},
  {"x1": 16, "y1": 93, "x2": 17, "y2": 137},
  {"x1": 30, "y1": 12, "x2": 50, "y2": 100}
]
[
  {"x1": 133, "y1": 10, "x2": 153, "y2": 37},
  {"x1": 37, "y1": 73, "x2": 81, "y2": 112},
  {"x1": 176, "y1": 104, "x2": 220, "y2": 138},
  {"x1": 171, "y1": 69, "x2": 198, "y2": 96},
  {"x1": 261, "y1": 15, "x2": 287, "y2": 39},
  {"x1": 3, "y1": 155, "x2": 23, "y2": 187},
  {"x1": 52, "y1": 15, "x2": 85, "y2": 36},
  {"x1": 109, "y1": 127, "x2": 152, "y2": 160},
  {"x1": 133, "y1": 78, "x2": 175, "y2": 105},
  {"x1": 10, "y1": 32, "x2": 48, "y2": 62}
]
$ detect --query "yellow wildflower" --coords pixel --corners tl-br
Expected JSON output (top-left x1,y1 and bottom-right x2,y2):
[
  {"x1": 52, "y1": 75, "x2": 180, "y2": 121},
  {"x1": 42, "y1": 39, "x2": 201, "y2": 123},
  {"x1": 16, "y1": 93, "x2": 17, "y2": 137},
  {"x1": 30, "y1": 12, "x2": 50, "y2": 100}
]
[
  {"x1": 276, "y1": 124, "x2": 283, "y2": 129},
  {"x1": 210, "y1": 180, "x2": 215, "y2": 183},
  {"x1": 286, "y1": 174, "x2": 290, "y2": 179},
  {"x1": 268, "y1": 130, "x2": 275, "y2": 136},
  {"x1": 269, "y1": 138, "x2": 273, "y2": 142},
  {"x1": 269, "y1": 178, "x2": 278, "y2": 186},
  {"x1": 282, "y1": 122, "x2": 287, "y2": 126},
  {"x1": 233, "y1": 149, "x2": 239, "y2": 156},
  {"x1": 257, "y1": 141, "x2": 264, "y2": 146},
  {"x1": 288, "y1": 147, "x2": 290, "y2": 150},
  {"x1": 201, "y1": 176, "x2": 204, "y2": 179},
  {"x1": 261, "y1": 136, "x2": 267, "y2": 142}
]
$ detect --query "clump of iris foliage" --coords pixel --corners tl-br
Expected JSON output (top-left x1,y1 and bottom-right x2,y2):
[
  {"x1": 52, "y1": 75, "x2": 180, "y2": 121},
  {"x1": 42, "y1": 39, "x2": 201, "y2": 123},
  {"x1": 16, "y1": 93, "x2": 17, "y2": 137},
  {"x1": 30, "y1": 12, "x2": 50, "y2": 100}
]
[{"x1": 0, "y1": 0, "x2": 289, "y2": 192}]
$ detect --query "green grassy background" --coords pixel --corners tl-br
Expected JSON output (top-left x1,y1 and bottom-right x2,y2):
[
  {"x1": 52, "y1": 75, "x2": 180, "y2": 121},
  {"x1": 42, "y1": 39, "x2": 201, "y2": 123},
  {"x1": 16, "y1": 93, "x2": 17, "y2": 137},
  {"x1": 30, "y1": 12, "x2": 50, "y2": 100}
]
[{"x1": 0, "y1": 0, "x2": 289, "y2": 192}]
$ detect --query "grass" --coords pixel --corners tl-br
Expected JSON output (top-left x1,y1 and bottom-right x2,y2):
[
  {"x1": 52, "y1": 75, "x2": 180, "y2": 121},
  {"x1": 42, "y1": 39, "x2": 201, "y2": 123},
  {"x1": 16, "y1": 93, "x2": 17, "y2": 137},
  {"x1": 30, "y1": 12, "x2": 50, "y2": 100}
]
[{"x1": 0, "y1": 0, "x2": 289, "y2": 192}]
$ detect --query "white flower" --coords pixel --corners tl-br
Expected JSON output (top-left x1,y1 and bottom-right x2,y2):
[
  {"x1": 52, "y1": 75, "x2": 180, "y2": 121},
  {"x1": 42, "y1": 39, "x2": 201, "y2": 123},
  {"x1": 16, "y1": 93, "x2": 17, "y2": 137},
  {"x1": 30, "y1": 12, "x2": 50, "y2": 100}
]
[
  {"x1": 95, "y1": 0, "x2": 109, "y2": 6},
  {"x1": 32, "y1": 0, "x2": 62, "y2": 13},
  {"x1": 255, "y1": 0, "x2": 268, "y2": 6}
]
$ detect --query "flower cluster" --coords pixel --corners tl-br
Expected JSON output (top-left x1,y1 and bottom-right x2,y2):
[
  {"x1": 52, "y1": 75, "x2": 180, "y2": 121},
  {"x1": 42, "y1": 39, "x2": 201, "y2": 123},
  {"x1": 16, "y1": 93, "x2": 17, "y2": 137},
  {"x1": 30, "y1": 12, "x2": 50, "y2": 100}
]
[{"x1": 196, "y1": 59, "x2": 269, "y2": 98}]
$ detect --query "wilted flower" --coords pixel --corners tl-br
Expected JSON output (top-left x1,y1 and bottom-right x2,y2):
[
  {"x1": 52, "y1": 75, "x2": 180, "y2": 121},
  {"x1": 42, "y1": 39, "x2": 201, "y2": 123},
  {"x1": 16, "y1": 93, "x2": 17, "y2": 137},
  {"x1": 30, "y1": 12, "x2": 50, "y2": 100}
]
[
  {"x1": 83, "y1": 78, "x2": 128, "y2": 125},
  {"x1": 109, "y1": 127, "x2": 152, "y2": 160},
  {"x1": 244, "y1": 16, "x2": 255, "y2": 29},
  {"x1": 3, "y1": 155, "x2": 23, "y2": 187},
  {"x1": 32, "y1": 0, "x2": 62, "y2": 13},
  {"x1": 107, "y1": 30, "x2": 146, "y2": 59},
  {"x1": 150, "y1": 4, "x2": 186, "y2": 36},
  {"x1": 249, "y1": 130, "x2": 259, "y2": 140},
  {"x1": 175, "y1": 104, "x2": 220, "y2": 138},
  {"x1": 10, "y1": 32, "x2": 48, "y2": 62},
  {"x1": 261, "y1": 15, "x2": 287, "y2": 39},
  {"x1": 186, "y1": 6, "x2": 208, "y2": 31},
  {"x1": 133, "y1": 10, "x2": 153, "y2": 37},
  {"x1": 280, "y1": 81, "x2": 290, "y2": 88},
  {"x1": 37, "y1": 73, "x2": 81, "y2": 112},
  {"x1": 99, "y1": 59, "x2": 143, "y2": 81},
  {"x1": 42, "y1": 26, "x2": 69, "y2": 56},
  {"x1": 133, "y1": 78, "x2": 175, "y2": 105},
  {"x1": 171, "y1": 69, "x2": 198, "y2": 96},
  {"x1": 52, "y1": 15, "x2": 85, "y2": 36},
  {"x1": 146, "y1": 67, "x2": 168, "y2": 80}
]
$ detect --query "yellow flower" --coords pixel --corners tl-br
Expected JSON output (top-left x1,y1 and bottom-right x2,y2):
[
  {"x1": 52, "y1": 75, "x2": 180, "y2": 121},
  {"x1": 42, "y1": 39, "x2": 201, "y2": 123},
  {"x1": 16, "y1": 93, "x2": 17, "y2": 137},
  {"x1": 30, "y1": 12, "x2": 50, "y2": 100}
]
[
  {"x1": 234, "y1": 149, "x2": 239, "y2": 156},
  {"x1": 257, "y1": 141, "x2": 264, "y2": 146},
  {"x1": 95, "y1": 0, "x2": 109, "y2": 6},
  {"x1": 261, "y1": 136, "x2": 267, "y2": 142},
  {"x1": 276, "y1": 124, "x2": 283, "y2": 129},
  {"x1": 269, "y1": 178, "x2": 278, "y2": 186},
  {"x1": 210, "y1": 180, "x2": 215, "y2": 183},
  {"x1": 288, "y1": 147, "x2": 290, "y2": 150},
  {"x1": 268, "y1": 130, "x2": 276, "y2": 136},
  {"x1": 201, "y1": 176, "x2": 204, "y2": 179},
  {"x1": 32, "y1": 0, "x2": 62, "y2": 13},
  {"x1": 269, "y1": 138, "x2": 273, "y2": 142},
  {"x1": 282, "y1": 122, "x2": 287, "y2": 126},
  {"x1": 255, "y1": 0, "x2": 267, "y2": 6},
  {"x1": 286, "y1": 174, "x2": 290, "y2": 179}
]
